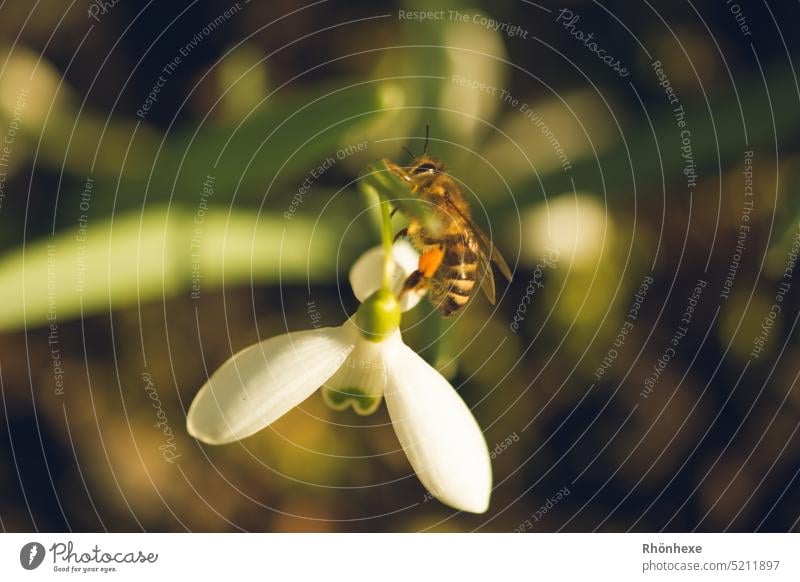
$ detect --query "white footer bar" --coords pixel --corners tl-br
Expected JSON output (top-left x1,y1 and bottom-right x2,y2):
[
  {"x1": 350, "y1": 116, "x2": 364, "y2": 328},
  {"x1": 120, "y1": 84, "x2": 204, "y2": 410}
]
[{"x1": 0, "y1": 533, "x2": 796, "y2": 581}]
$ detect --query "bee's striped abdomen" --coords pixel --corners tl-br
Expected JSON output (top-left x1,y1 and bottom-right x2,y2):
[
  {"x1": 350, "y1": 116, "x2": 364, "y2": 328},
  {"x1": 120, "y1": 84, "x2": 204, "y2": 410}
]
[{"x1": 429, "y1": 235, "x2": 480, "y2": 316}]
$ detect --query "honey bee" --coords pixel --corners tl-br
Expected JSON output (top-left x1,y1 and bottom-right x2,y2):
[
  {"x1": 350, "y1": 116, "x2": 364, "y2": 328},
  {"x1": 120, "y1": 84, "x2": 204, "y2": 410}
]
[{"x1": 387, "y1": 132, "x2": 512, "y2": 316}]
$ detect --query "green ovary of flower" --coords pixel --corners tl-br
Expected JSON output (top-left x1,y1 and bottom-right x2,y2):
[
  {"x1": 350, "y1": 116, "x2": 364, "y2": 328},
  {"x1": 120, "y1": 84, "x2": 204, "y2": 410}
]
[{"x1": 355, "y1": 288, "x2": 401, "y2": 342}]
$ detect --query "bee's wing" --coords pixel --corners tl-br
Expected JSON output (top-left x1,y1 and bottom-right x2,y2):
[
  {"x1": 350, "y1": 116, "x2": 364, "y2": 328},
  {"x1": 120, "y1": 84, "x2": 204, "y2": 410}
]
[
  {"x1": 475, "y1": 243, "x2": 497, "y2": 305},
  {"x1": 444, "y1": 200, "x2": 513, "y2": 304},
  {"x1": 475, "y1": 222, "x2": 513, "y2": 281}
]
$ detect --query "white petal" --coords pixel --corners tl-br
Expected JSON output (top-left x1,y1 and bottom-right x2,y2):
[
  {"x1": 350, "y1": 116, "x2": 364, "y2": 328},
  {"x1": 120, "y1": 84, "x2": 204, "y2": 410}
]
[
  {"x1": 349, "y1": 241, "x2": 425, "y2": 311},
  {"x1": 321, "y1": 332, "x2": 397, "y2": 415},
  {"x1": 187, "y1": 324, "x2": 355, "y2": 444},
  {"x1": 383, "y1": 342, "x2": 492, "y2": 513}
]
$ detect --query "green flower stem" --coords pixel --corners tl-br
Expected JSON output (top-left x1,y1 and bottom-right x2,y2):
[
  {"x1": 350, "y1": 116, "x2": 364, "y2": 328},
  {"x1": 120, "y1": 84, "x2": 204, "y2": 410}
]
[
  {"x1": 352, "y1": 161, "x2": 407, "y2": 342},
  {"x1": 379, "y1": 199, "x2": 393, "y2": 292}
]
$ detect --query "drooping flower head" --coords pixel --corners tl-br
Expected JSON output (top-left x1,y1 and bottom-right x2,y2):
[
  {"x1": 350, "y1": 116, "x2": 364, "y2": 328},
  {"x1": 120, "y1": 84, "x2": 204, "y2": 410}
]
[{"x1": 187, "y1": 241, "x2": 492, "y2": 513}]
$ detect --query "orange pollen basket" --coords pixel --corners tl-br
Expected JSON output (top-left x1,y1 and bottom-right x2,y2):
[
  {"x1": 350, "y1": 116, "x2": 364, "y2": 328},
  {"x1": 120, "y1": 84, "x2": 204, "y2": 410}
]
[{"x1": 418, "y1": 247, "x2": 444, "y2": 278}]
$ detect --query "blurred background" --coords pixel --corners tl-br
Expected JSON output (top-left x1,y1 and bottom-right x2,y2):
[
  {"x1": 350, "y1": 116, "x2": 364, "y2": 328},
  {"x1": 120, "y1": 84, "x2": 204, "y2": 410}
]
[{"x1": 1, "y1": 0, "x2": 799, "y2": 532}]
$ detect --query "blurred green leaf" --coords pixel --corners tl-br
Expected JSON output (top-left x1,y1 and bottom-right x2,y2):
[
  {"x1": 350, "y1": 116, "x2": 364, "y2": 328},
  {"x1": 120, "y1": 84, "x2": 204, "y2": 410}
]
[
  {"x1": 49, "y1": 81, "x2": 405, "y2": 223},
  {"x1": 504, "y1": 67, "x2": 800, "y2": 211},
  {"x1": 0, "y1": 206, "x2": 350, "y2": 331}
]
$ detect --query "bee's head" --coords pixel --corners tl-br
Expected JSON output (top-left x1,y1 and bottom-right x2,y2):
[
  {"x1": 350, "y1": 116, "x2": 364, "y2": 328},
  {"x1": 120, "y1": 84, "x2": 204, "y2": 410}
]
[
  {"x1": 406, "y1": 155, "x2": 445, "y2": 176},
  {"x1": 401, "y1": 125, "x2": 444, "y2": 177}
]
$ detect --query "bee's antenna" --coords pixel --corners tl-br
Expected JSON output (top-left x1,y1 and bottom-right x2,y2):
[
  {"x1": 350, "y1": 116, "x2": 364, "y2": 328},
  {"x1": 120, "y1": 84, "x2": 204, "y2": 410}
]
[
  {"x1": 402, "y1": 146, "x2": 415, "y2": 160},
  {"x1": 423, "y1": 124, "x2": 430, "y2": 155}
]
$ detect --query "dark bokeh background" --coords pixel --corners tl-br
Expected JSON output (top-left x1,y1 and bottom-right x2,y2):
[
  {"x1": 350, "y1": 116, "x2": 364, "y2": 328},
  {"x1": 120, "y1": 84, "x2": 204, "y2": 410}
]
[{"x1": 1, "y1": 0, "x2": 799, "y2": 532}]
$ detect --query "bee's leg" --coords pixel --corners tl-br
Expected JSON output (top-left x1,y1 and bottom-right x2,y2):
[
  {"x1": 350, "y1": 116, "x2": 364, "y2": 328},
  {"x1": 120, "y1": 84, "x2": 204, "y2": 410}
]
[
  {"x1": 390, "y1": 206, "x2": 399, "y2": 218},
  {"x1": 393, "y1": 227, "x2": 409, "y2": 243},
  {"x1": 399, "y1": 247, "x2": 444, "y2": 297},
  {"x1": 400, "y1": 270, "x2": 425, "y2": 297}
]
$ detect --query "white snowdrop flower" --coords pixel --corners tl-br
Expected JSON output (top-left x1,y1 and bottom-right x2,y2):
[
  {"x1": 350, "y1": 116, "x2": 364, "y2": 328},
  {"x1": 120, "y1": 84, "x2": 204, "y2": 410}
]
[
  {"x1": 349, "y1": 239, "x2": 425, "y2": 311},
  {"x1": 186, "y1": 242, "x2": 492, "y2": 513}
]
